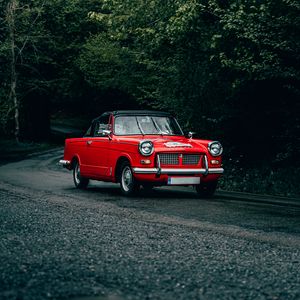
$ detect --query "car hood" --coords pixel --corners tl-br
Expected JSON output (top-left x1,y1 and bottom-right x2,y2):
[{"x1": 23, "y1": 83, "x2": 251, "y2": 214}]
[{"x1": 114, "y1": 135, "x2": 210, "y2": 153}]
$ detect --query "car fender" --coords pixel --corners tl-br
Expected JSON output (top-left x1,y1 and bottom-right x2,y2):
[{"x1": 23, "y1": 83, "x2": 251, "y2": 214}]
[
  {"x1": 112, "y1": 152, "x2": 135, "y2": 180},
  {"x1": 71, "y1": 153, "x2": 82, "y2": 168}
]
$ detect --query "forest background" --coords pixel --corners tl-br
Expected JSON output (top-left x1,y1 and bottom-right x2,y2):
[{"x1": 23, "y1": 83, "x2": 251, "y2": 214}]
[{"x1": 0, "y1": 0, "x2": 299, "y2": 196}]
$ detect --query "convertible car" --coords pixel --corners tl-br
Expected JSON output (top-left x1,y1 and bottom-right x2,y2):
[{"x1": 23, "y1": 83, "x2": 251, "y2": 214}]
[{"x1": 59, "y1": 110, "x2": 224, "y2": 197}]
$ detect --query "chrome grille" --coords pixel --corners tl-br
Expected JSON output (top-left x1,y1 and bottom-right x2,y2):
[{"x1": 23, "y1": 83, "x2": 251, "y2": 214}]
[
  {"x1": 159, "y1": 153, "x2": 179, "y2": 165},
  {"x1": 182, "y1": 154, "x2": 201, "y2": 165},
  {"x1": 158, "y1": 153, "x2": 201, "y2": 166}
]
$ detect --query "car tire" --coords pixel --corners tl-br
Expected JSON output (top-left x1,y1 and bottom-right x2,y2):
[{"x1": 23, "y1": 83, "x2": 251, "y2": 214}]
[
  {"x1": 73, "y1": 160, "x2": 89, "y2": 189},
  {"x1": 196, "y1": 181, "x2": 217, "y2": 198},
  {"x1": 120, "y1": 161, "x2": 139, "y2": 196}
]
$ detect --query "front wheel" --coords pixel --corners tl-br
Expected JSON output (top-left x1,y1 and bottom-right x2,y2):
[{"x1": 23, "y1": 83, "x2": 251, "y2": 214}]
[
  {"x1": 73, "y1": 160, "x2": 89, "y2": 189},
  {"x1": 196, "y1": 181, "x2": 217, "y2": 198},
  {"x1": 120, "y1": 161, "x2": 139, "y2": 196}
]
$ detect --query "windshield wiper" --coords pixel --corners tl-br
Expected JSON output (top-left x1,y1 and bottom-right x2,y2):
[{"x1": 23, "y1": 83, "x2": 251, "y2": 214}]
[
  {"x1": 135, "y1": 117, "x2": 145, "y2": 135},
  {"x1": 151, "y1": 117, "x2": 164, "y2": 135}
]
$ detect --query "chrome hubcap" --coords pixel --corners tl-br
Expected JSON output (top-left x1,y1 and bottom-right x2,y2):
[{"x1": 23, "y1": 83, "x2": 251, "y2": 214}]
[{"x1": 122, "y1": 166, "x2": 132, "y2": 192}]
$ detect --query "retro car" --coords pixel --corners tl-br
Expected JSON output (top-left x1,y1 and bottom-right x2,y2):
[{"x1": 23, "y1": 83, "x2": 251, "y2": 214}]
[{"x1": 59, "y1": 110, "x2": 224, "y2": 197}]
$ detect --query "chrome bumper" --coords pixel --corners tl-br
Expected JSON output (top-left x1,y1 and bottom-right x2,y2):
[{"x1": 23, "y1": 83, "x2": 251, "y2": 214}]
[
  {"x1": 133, "y1": 154, "x2": 223, "y2": 176},
  {"x1": 59, "y1": 160, "x2": 71, "y2": 167},
  {"x1": 133, "y1": 167, "x2": 224, "y2": 175}
]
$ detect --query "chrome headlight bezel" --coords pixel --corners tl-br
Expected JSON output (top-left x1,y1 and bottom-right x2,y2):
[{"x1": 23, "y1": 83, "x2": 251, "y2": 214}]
[
  {"x1": 139, "y1": 140, "x2": 154, "y2": 156},
  {"x1": 208, "y1": 141, "x2": 223, "y2": 157}
]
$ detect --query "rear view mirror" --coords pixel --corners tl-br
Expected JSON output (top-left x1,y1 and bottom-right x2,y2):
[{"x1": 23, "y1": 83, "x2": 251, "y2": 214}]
[{"x1": 188, "y1": 131, "x2": 196, "y2": 139}]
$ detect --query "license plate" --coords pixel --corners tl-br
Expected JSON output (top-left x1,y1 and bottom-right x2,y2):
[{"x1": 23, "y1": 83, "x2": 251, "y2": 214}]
[{"x1": 167, "y1": 177, "x2": 200, "y2": 185}]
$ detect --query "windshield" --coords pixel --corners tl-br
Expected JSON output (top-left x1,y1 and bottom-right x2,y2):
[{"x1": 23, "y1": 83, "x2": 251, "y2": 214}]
[{"x1": 114, "y1": 115, "x2": 183, "y2": 136}]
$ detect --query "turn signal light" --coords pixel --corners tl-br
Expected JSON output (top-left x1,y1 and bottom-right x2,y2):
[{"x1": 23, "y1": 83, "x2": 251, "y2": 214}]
[
  {"x1": 141, "y1": 159, "x2": 151, "y2": 165},
  {"x1": 211, "y1": 160, "x2": 220, "y2": 165}
]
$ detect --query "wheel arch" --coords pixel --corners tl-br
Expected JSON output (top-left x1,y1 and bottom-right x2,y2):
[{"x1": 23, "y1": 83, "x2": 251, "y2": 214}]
[
  {"x1": 70, "y1": 154, "x2": 81, "y2": 169},
  {"x1": 115, "y1": 156, "x2": 131, "y2": 183}
]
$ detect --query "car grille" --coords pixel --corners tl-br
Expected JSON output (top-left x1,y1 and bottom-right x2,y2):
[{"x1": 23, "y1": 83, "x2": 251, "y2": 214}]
[
  {"x1": 182, "y1": 154, "x2": 201, "y2": 165},
  {"x1": 159, "y1": 153, "x2": 201, "y2": 166},
  {"x1": 159, "y1": 153, "x2": 179, "y2": 165}
]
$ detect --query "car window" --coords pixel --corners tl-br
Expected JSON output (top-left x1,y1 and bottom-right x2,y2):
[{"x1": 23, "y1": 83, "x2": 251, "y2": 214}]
[
  {"x1": 137, "y1": 116, "x2": 157, "y2": 134},
  {"x1": 152, "y1": 116, "x2": 177, "y2": 135},
  {"x1": 94, "y1": 114, "x2": 110, "y2": 137},
  {"x1": 115, "y1": 116, "x2": 140, "y2": 135},
  {"x1": 114, "y1": 115, "x2": 183, "y2": 135}
]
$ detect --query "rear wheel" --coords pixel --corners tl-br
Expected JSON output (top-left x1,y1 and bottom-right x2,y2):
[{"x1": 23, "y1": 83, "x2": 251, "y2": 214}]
[
  {"x1": 73, "y1": 160, "x2": 89, "y2": 189},
  {"x1": 196, "y1": 181, "x2": 217, "y2": 198},
  {"x1": 120, "y1": 161, "x2": 139, "y2": 196}
]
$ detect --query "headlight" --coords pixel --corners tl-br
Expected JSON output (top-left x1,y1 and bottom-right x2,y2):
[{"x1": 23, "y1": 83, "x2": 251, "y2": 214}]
[
  {"x1": 208, "y1": 141, "x2": 223, "y2": 156},
  {"x1": 139, "y1": 141, "x2": 154, "y2": 156}
]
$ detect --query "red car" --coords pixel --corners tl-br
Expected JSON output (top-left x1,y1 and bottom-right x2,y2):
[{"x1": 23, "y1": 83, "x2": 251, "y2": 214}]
[{"x1": 59, "y1": 110, "x2": 224, "y2": 197}]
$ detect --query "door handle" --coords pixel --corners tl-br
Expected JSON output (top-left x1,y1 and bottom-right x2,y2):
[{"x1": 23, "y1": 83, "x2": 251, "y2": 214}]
[{"x1": 86, "y1": 140, "x2": 93, "y2": 145}]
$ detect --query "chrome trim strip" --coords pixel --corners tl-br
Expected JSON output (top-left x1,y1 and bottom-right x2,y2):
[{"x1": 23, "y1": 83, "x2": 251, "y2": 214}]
[
  {"x1": 203, "y1": 154, "x2": 209, "y2": 175},
  {"x1": 157, "y1": 154, "x2": 161, "y2": 176},
  {"x1": 133, "y1": 167, "x2": 224, "y2": 175},
  {"x1": 208, "y1": 168, "x2": 224, "y2": 174},
  {"x1": 59, "y1": 160, "x2": 71, "y2": 166}
]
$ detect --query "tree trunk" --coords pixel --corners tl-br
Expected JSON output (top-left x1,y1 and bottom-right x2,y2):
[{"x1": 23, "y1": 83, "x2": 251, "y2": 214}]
[{"x1": 7, "y1": 0, "x2": 20, "y2": 142}]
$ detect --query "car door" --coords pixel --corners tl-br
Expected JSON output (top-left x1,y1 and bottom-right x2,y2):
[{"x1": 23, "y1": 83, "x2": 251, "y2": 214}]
[{"x1": 84, "y1": 114, "x2": 111, "y2": 178}]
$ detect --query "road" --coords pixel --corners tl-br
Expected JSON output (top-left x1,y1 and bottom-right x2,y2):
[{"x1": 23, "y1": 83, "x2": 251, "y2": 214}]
[{"x1": 0, "y1": 149, "x2": 299, "y2": 300}]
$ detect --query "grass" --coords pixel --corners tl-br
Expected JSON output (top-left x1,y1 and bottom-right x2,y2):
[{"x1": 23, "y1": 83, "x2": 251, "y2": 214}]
[{"x1": 219, "y1": 162, "x2": 300, "y2": 198}]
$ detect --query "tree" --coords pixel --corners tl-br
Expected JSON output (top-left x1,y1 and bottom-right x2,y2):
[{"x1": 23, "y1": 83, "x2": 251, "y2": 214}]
[
  {"x1": 1, "y1": 0, "x2": 46, "y2": 141},
  {"x1": 5, "y1": 0, "x2": 19, "y2": 141},
  {"x1": 209, "y1": 0, "x2": 300, "y2": 159},
  {"x1": 80, "y1": 0, "x2": 228, "y2": 131},
  {"x1": 0, "y1": 0, "x2": 102, "y2": 139},
  {"x1": 84, "y1": 0, "x2": 299, "y2": 161}
]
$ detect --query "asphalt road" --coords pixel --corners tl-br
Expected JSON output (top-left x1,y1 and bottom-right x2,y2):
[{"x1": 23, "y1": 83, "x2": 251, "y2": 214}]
[{"x1": 0, "y1": 149, "x2": 299, "y2": 300}]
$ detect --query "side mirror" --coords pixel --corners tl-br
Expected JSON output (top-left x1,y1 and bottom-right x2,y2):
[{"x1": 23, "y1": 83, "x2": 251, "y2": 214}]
[
  {"x1": 188, "y1": 131, "x2": 196, "y2": 139},
  {"x1": 102, "y1": 130, "x2": 112, "y2": 139}
]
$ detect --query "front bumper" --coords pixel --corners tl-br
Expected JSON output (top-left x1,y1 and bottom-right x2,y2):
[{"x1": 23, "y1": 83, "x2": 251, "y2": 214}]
[
  {"x1": 133, "y1": 154, "x2": 223, "y2": 176},
  {"x1": 133, "y1": 167, "x2": 224, "y2": 175}
]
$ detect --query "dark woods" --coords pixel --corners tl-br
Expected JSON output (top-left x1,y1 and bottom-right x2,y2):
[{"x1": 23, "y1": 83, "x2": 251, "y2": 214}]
[{"x1": 0, "y1": 0, "x2": 299, "y2": 195}]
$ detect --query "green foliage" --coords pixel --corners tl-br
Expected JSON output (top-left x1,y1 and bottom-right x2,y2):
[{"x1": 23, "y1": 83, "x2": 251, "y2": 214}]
[
  {"x1": 0, "y1": 0, "x2": 48, "y2": 135},
  {"x1": 0, "y1": 0, "x2": 299, "y2": 177},
  {"x1": 39, "y1": 0, "x2": 104, "y2": 101},
  {"x1": 212, "y1": 0, "x2": 300, "y2": 83},
  {"x1": 219, "y1": 160, "x2": 300, "y2": 197},
  {"x1": 81, "y1": 0, "x2": 299, "y2": 166},
  {"x1": 78, "y1": 33, "x2": 135, "y2": 90},
  {"x1": 84, "y1": 0, "x2": 231, "y2": 130},
  {"x1": 0, "y1": 0, "x2": 103, "y2": 136}
]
